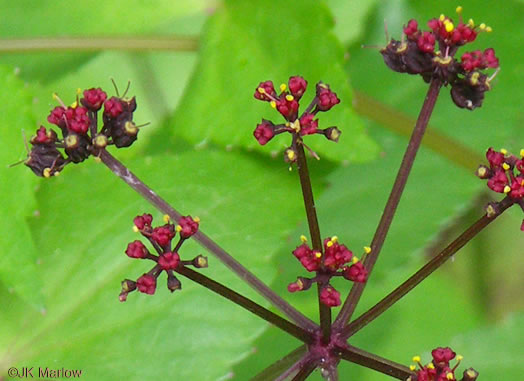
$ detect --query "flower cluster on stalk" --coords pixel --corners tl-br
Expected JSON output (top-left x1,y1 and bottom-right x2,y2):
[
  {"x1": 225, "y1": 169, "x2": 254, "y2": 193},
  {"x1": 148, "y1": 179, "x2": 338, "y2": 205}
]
[
  {"x1": 119, "y1": 213, "x2": 205, "y2": 301},
  {"x1": 253, "y1": 75, "x2": 341, "y2": 162},
  {"x1": 476, "y1": 147, "x2": 524, "y2": 230},
  {"x1": 25, "y1": 86, "x2": 142, "y2": 178},
  {"x1": 408, "y1": 347, "x2": 478, "y2": 381},
  {"x1": 287, "y1": 235, "x2": 369, "y2": 307},
  {"x1": 381, "y1": 6, "x2": 499, "y2": 110}
]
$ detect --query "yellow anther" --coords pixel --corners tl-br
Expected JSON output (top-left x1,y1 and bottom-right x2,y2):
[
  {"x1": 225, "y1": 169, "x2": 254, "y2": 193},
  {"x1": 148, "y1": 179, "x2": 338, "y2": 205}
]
[
  {"x1": 300, "y1": 235, "x2": 308, "y2": 243},
  {"x1": 519, "y1": 149, "x2": 524, "y2": 158},
  {"x1": 427, "y1": 363, "x2": 435, "y2": 370},
  {"x1": 43, "y1": 168, "x2": 51, "y2": 178},
  {"x1": 467, "y1": 18, "x2": 475, "y2": 27},
  {"x1": 270, "y1": 100, "x2": 276, "y2": 109},
  {"x1": 409, "y1": 365, "x2": 416, "y2": 371},
  {"x1": 502, "y1": 163, "x2": 510, "y2": 171},
  {"x1": 331, "y1": 236, "x2": 339, "y2": 243},
  {"x1": 486, "y1": 26, "x2": 492, "y2": 32},
  {"x1": 479, "y1": 23, "x2": 486, "y2": 30},
  {"x1": 290, "y1": 119, "x2": 301, "y2": 132},
  {"x1": 163, "y1": 214, "x2": 170, "y2": 223},
  {"x1": 352, "y1": 256, "x2": 359, "y2": 264},
  {"x1": 52, "y1": 92, "x2": 60, "y2": 100},
  {"x1": 296, "y1": 278, "x2": 303, "y2": 289},
  {"x1": 501, "y1": 148, "x2": 508, "y2": 155},
  {"x1": 444, "y1": 20, "x2": 454, "y2": 32},
  {"x1": 521, "y1": 180, "x2": 524, "y2": 186},
  {"x1": 456, "y1": 6, "x2": 463, "y2": 14},
  {"x1": 285, "y1": 94, "x2": 294, "y2": 101},
  {"x1": 477, "y1": 167, "x2": 487, "y2": 177},
  {"x1": 70, "y1": 100, "x2": 78, "y2": 108},
  {"x1": 197, "y1": 256, "x2": 208, "y2": 268},
  {"x1": 412, "y1": 355, "x2": 421, "y2": 363},
  {"x1": 76, "y1": 88, "x2": 82, "y2": 95},
  {"x1": 364, "y1": 246, "x2": 371, "y2": 254},
  {"x1": 194, "y1": 216, "x2": 200, "y2": 223},
  {"x1": 279, "y1": 83, "x2": 287, "y2": 92},
  {"x1": 93, "y1": 156, "x2": 102, "y2": 163},
  {"x1": 439, "y1": 14, "x2": 445, "y2": 21},
  {"x1": 314, "y1": 251, "x2": 322, "y2": 259},
  {"x1": 175, "y1": 225, "x2": 182, "y2": 232},
  {"x1": 286, "y1": 149, "x2": 296, "y2": 161},
  {"x1": 257, "y1": 87, "x2": 266, "y2": 94},
  {"x1": 457, "y1": 355, "x2": 464, "y2": 361},
  {"x1": 326, "y1": 241, "x2": 334, "y2": 248},
  {"x1": 446, "y1": 372, "x2": 454, "y2": 380},
  {"x1": 503, "y1": 185, "x2": 511, "y2": 194},
  {"x1": 54, "y1": 171, "x2": 60, "y2": 177},
  {"x1": 132, "y1": 225, "x2": 139, "y2": 233}
]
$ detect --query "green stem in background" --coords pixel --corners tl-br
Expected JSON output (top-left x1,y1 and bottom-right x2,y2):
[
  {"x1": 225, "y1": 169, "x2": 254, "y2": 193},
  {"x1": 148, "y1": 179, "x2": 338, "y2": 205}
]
[
  {"x1": 98, "y1": 149, "x2": 318, "y2": 332},
  {"x1": 295, "y1": 143, "x2": 331, "y2": 342},
  {"x1": 336, "y1": 345, "x2": 413, "y2": 380},
  {"x1": 334, "y1": 78, "x2": 443, "y2": 329},
  {"x1": 0, "y1": 36, "x2": 198, "y2": 52},
  {"x1": 353, "y1": 91, "x2": 483, "y2": 171},
  {"x1": 176, "y1": 266, "x2": 312, "y2": 344},
  {"x1": 341, "y1": 197, "x2": 514, "y2": 339}
]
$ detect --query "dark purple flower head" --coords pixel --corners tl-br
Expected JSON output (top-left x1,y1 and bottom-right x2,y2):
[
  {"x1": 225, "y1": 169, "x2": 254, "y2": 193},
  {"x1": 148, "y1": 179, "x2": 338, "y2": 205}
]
[
  {"x1": 25, "y1": 85, "x2": 143, "y2": 177},
  {"x1": 119, "y1": 213, "x2": 205, "y2": 301},
  {"x1": 409, "y1": 348, "x2": 469, "y2": 381},
  {"x1": 381, "y1": 7, "x2": 499, "y2": 110},
  {"x1": 253, "y1": 76, "x2": 341, "y2": 162}
]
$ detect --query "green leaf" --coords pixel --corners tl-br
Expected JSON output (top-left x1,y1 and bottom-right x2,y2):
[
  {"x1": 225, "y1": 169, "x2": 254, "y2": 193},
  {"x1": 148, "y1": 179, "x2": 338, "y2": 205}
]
[
  {"x1": 448, "y1": 313, "x2": 524, "y2": 378},
  {"x1": 0, "y1": 0, "x2": 207, "y2": 81},
  {"x1": 1, "y1": 149, "x2": 307, "y2": 380},
  {"x1": 326, "y1": 0, "x2": 380, "y2": 45},
  {"x1": 0, "y1": 65, "x2": 44, "y2": 307},
  {"x1": 162, "y1": 0, "x2": 378, "y2": 163}
]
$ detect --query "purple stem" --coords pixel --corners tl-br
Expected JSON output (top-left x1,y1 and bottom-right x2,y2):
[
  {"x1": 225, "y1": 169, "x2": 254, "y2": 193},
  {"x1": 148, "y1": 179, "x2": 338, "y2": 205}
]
[
  {"x1": 341, "y1": 197, "x2": 514, "y2": 338},
  {"x1": 334, "y1": 78, "x2": 442, "y2": 329},
  {"x1": 98, "y1": 149, "x2": 317, "y2": 332}
]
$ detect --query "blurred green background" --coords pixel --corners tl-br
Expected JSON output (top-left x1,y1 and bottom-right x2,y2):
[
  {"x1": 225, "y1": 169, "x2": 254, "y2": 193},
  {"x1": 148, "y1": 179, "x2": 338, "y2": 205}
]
[{"x1": 0, "y1": 0, "x2": 522, "y2": 380}]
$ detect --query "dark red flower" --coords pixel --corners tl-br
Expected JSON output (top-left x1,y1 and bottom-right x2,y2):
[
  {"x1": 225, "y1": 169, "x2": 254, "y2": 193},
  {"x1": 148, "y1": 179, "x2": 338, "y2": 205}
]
[
  {"x1": 292, "y1": 243, "x2": 321, "y2": 272},
  {"x1": 103, "y1": 97, "x2": 124, "y2": 118},
  {"x1": 254, "y1": 120, "x2": 275, "y2": 145},
  {"x1": 343, "y1": 262, "x2": 368, "y2": 283},
  {"x1": 319, "y1": 286, "x2": 341, "y2": 307},
  {"x1": 315, "y1": 83, "x2": 340, "y2": 112},
  {"x1": 125, "y1": 240, "x2": 149, "y2": 259},
  {"x1": 158, "y1": 252, "x2": 180, "y2": 271},
  {"x1": 81, "y1": 88, "x2": 107, "y2": 111},
  {"x1": 134, "y1": 213, "x2": 153, "y2": 230},
  {"x1": 137, "y1": 274, "x2": 157, "y2": 295},
  {"x1": 152, "y1": 226, "x2": 174, "y2": 246},
  {"x1": 177, "y1": 216, "x2": 200, "y2": 239},
  {"x1": 432, "y1": 347, "x2": 456, "y2": 365},
  {"x1": 288, "y1": 76, "x2": 307, "y2": 100}
]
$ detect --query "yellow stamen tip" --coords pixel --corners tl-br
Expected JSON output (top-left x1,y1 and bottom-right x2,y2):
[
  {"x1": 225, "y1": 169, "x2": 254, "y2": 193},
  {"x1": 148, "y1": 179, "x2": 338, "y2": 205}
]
[
  {"x1": 479, "y1": 23, "x2": 486, "y2": 30},
  {"x1": 502, "y1": 163, "x2": 510, "y2": 170},
  {"x1": 439, "y1": 14, "x2": 445, "y2": 21},
  {"x1": 54, "y1": 171, "x2": 60, "y2": 177},
  {"x1": 503, "y1": 185, "x2": 511, "y2": 194},
  {"x1": 521, "y1": 180, "x2": 524, "y2": 186},
  {"x1": 409, "y1": 365, "x2": 416, "y2": 371},
  {"x1": 501, "y1": 148, "x2": 508, "y2": 155},
  {"x1": 467, "y1": 18, "x2": 475, "y2": 27},
  {"x1": 519, "y1": 149, "x2": 524, "y2": 158},
  {"x1": 300, "y1": 235, "x2": 308, "y2": 243},
  {"x1": 364, "y1": 246, "x2": 371, "y2": 254},
  {"x1": 352, "y1": 256, "x2": 359, "y2": 264},
  {"x1": 93, "y1": 156, "x2": 102, "y2": 163},
  {"x1": 279, "y1": 83, "x2": 287, "y2": 92},
  {"x1": 194, "y1": 216, "x2": 200, "y2": 223},
  {"x1": 457, "y1": 355, "x2": 463, "y2": 361},
  {"x1": 285, "y1": 94, "x2": 294, "y2": 101},
  {"x1": 446, "y1": 373, "x2": 454, "y2": 380},
  {"x1": 427, "y1": 363, "x2": 435, "y2": 370},
  {"x1": 412, "y1": 355, "x2": 421, "y2": 363},
  {"x1": 43, "y1": 168, "x2": 51, "y2": 178},
  {"x1": 76, "y1": 88, "x2": 82, "y2": 95},
  {"x1": 486, "y1": 26, "x2": 492, "y2": 32},
  {"x1": 70, "y1": 101, "x2": 78, "y2": 108},
  {"x1": 286, "y1": 149, "x2": 296, "y2": 161},
  {"x1": 270, "y1": 101, "x2": 276, "y2": 109},
  {"x1": 444, "y1": 20, "x2": 454, "y2": 32},
  {"x1": 456, "y1": 6, "x2": 463, "y2": 14},
  {"x1": 331, "y1": 236, "x2": 338, "y2": 243},
  {"x1": 257, "y1": 87, "x2": 266, "y2": 94},
  {"x1": 52, "y1": 92, "x2": 59, "y2": 100},
  {"x1": 326, "y1": 241, "x2": 334, "y2": 248},
  {"x1": 132, "y1": 226, "x2": 139, "y2": 233},
  {"x1": 175, "y1": 225, "x2": 182, "y2": 232},
  {"x1": 163, "y1": 214, "x2": 170, "y2": 223},
  {"x1": 314, "y1": 251, "x2": 322, "y2": 258}
]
